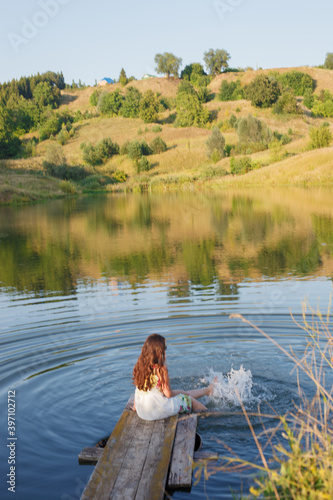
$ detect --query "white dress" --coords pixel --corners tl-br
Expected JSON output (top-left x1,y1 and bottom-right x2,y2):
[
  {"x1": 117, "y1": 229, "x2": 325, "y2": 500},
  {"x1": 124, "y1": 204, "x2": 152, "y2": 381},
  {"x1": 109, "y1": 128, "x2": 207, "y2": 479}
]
[
  {"x1": 134, "y1": 372, "x2": 191, "y2": 421},
  {"x1": 135, "y1": 386, "x2": 183, "y2": 421}
]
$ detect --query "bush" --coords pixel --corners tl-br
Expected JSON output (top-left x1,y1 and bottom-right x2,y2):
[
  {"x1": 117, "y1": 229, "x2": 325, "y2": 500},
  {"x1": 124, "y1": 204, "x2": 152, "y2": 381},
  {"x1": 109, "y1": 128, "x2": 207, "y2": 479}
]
[
  {"x1": 199, "y1": 164, "x2": 227, "y2": 179},
  {"x1": 139, "y1": 90, "x2": 159, "y2": 123},
  {"x1": 24, "y1": 138, "x2": 38, "y2": 157},
  {"x1": 80, "y1": 137, "x2": 119, "y2": 166},
  {"x1": 39, "y1": 112, "x2": 73, "y2": 141},
  {"x1": 79, "y1": 174, "x2": 116, "y2": 190},
  {"x1": 303, "y1": 89, "x2": 315, "y2": 109},
  {"x1": 277, "y1": 71, "x2": 314, "y2": 96},
  {"x1": 127, "y1": 141, "x2": 143, "y2": 162},
  {"x1": 219, "y1": 80, "x2": 244, "y2": 101},
  {"x1": 150, "y1": 136, "x2": 167, "y2": 154},
  {"x1": 312, "y1": 99, "x2": 333, "y2": 118},
  {"x1": 175, "y1": 92, "x2": 210, "y2": 128},
  {"x1": 121, "y1": 87, "x2": 142, "y2": 118},
  {"x1": 98, "y1": 90, "x2": 124, "y2": 116},
  {"x1": 230, "y1": 156, "x2": 257, "y2": 174},
  {"x1": 273, "y1": 90, "x2": 302, "y2": 115},
  {"x1": 59, "y1": 180, "x2": 77, "y2": 194},
  {"x1": 137, "y1": 156, "x2": 152, "y2": 173},
  {"x1": 228, "y1": 114, "x2": 237, "y2": 128},
  {"x1": 206, "y1": 126, "x2": 226, "y2": 159},
  {"x1": 236, "y1": 114, "x2": 272, "y2": 145},
  {"x1": 113, "y1": 170, "x2": 127, "y2": 183},
  {"x1": 89, "y1": 90, "x2": 101, "y2": 106},
  {"x1": 152, "y1": 125, "x2": 162, "y2": 133},
  {"x1": 119, "y1": 140, "x2": 130, "y2": 155},
  {"x1": 245, "y1": 75, "x2": 281, "y2": 108},
  {"x1": 309, "y1": 125, "x2": 332, "y2": 149}
]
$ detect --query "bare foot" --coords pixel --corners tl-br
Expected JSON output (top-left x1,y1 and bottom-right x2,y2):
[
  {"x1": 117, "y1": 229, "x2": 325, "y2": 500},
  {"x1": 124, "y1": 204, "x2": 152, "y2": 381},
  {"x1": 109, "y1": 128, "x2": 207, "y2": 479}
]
[{"x1": 208, "y1": 376, "x2": 218, "y2": 395}]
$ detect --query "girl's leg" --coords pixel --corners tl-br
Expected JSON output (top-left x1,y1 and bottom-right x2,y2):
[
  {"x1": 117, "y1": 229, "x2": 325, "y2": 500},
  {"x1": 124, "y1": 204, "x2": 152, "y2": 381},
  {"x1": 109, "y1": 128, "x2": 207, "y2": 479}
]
[{"x1": 191, "y1": 396, "x2": 207, "y2": 412}]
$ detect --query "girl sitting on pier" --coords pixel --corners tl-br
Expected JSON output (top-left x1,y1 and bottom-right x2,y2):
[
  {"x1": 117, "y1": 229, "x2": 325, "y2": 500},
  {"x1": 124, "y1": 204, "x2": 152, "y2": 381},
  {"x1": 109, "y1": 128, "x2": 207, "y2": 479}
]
[{"x1": 133, "y1": 334, "x2": 216, "y2": 421}]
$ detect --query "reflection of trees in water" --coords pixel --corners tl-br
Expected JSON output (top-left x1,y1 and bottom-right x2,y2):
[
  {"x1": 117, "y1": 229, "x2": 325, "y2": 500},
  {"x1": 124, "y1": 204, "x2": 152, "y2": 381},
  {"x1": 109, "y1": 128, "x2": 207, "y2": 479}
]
[
  {"x1": 0, "y1": 192, "x2": 332, "y2": 296},
  {"x1": 0, "y1": 234, "x2": 77, "y2": 296}
]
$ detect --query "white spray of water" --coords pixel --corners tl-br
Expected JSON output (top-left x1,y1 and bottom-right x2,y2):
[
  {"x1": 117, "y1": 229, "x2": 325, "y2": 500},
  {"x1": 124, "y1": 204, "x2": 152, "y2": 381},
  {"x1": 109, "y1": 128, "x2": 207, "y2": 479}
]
[{"x1": 206, "y1": 365, "x2": 254, "y2": 406}]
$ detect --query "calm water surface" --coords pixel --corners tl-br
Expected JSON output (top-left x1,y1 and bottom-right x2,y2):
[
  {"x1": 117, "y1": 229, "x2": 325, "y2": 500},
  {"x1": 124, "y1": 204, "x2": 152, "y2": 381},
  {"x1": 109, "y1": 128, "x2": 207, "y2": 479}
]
[{"x1": 0, "y1": 188, "x2": 332, "y2": 500}]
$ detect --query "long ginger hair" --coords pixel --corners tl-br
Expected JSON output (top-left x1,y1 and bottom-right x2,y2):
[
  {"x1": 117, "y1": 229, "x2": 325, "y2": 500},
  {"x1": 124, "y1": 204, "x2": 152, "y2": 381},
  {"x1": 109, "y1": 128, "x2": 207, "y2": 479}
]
[{"x1": 133, "y1": 334, "x2": 169, "y2": 391}]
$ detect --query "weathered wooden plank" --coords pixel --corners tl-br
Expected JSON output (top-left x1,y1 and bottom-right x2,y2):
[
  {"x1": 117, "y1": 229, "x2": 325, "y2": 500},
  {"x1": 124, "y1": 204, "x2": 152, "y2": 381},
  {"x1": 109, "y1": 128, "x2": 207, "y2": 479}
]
[
  {"x1": 80, "y1": 410, "x2": 138, "y2": 500},
  {"x1": 135, "y1": 416, "x2": 178, "y2": 500},
  {"x1": 78, "y1": 447, "x2": 219, "y2": 466},
  {"x1": 193, "y1": 450, "x2": 219, "y2": 461},
  {"x1": 110, "y1": 417, "x2": 155, "y2": 500},
  {"x1": 167, "y1": 414, "x2": 197, "y2": 490},
  {"x1": 78, "y1": 447, "x2": 103, "y2": 465}
]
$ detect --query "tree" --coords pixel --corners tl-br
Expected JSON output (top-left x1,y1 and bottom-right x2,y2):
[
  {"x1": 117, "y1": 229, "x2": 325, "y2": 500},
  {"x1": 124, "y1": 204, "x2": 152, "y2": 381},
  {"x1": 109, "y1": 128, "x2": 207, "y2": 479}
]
[
  {"x1": 155, "y1": 52, "x2": 182, "y2": 78},
  {"x1": 245, "y1": 75, "x2": 280, "y2": 108},
  {"x1": 119, "y1": 68, "x2": 128, "y2": 86},
  {"x1": 175, "y1": 91, "x2": 209, "y2": 128},
  {"x1": 206, "y1": 127, "x2": 225, "y2": 160},
  {"x1": 33, "y1": 81, "x2": 60, "y2": 109},
  {"x1": 236, "y1": 114, "x2": 272, "y2": 145},
  {"x1": 219, "y1": 80, "x2": 243, "y2": 101},
  {"x1": 324, "y1": 53, "x2": 333, "y2": 70},
  {"x1": 98, "y1": 90, "x2": 124, "y2": 116},
  {"x1": 204, "y1": 49, "x2": 230, "y2": 76},
  {"x1": 139, "y1": 90, "x2": 159, "y2": 123},
  {"x1": 121, "y1": 87, "x2": 142, "y2": 118},
  {"x1": 0, "y1": 105, "x2": 21, "y2": 159}
]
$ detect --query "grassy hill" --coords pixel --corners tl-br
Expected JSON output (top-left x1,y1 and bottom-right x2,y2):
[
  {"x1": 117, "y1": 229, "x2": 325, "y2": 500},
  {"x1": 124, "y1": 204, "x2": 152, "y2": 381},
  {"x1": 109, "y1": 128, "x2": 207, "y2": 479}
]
[{"x1": 1, "y1": 66, "x2": 333, "y2": 204}]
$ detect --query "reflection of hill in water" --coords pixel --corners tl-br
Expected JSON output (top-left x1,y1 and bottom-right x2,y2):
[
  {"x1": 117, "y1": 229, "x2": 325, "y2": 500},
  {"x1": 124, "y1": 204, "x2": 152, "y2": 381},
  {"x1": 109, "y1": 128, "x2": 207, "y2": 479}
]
[{"x1": 1, "y1": 188, "x2": 333, "y2": 296}]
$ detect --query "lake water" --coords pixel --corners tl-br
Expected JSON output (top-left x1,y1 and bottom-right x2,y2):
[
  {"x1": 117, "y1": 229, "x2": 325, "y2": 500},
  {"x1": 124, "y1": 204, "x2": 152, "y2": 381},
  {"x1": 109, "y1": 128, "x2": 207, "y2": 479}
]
[{"x1": 0, "y1": 188, "x2": 332, "y2": 500}]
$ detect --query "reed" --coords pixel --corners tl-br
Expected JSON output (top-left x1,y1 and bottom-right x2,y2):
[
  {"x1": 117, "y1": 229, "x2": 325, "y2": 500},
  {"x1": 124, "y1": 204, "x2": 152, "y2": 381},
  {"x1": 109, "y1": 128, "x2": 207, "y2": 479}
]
[{"x1": 194, "y1": 300, "x2": 333, "y2": 499}]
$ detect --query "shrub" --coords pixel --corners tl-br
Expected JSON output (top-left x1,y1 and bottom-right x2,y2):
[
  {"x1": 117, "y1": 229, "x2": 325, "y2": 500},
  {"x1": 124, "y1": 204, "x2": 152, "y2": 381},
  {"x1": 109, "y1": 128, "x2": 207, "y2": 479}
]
[
  {"x1": 324, "y1": 52, "x2": 333, "y2": 69},
  {"x1": 45, "y1": 143, "x2": 66, "y2": 166},
  {"x1": 303, "y1": 89, "x2": 315, "y2": 109},
  {"x1": 137, "y1": 156, "x2": 152, "y2": 173},
  {"x1": 89, "y1": 89, "x2": 101, "y2": 106},
  {"x1": 152, "y1": 125, "x2": 162, "y2": 133},
  {"x1": 199, "y1": 164, "x2": 227, "y2": 179},
  {"x1": 80, "y1": 174, "x2": 116, "y2": 190},
  {"x1": 309, "y1": 125, "x2": 332, "y2": 149},
  {"x1": 44, "y1": 162, "x2": 88, "y2": 181},
  {"x1": 127, "y1": 141, "x2": 144, "y2": 162},
  {"x1": 206, "y1": 126, "x2": 225, "y2": 159},
  {"x1": 219, "y1": 80, "x2": 243, "y2": 101},
  {"x1": 311, "y1": 99, "x2": 333, "y2": 118},
  {"x1": 150, "y1": 136, "x2": 167, "y2": 154},
  {"x1": 80, "y1": 137, "x2": 119, "y2": 165},
  {"x1": 120, "y1": 140, "x2": 130, "y2": 155},
  {"x1": 245, "y1": 74, "x2": 281, "y2": 108},
  {"x1": 113, "y1": 170, "x2": 127, "y2": 183},
  {"x1": 98, "y1": 90, "x2": 124, "y2": 116},
  {"x1": 175, "y1": 93, "x2": 210, "y2": 127},
  {"x1": 39, "y1": 112, "x2": 73, "y2": 141},
  {"x1": 230, "y1": 156, "x2": 254, "y2": 174},
  {"x1": 236, "y1": 114, "x2": 272, "y2": 145},
  {"x1": 121, "y1": 87, "x2": 142, "y2": 118},
  {"x1": 25, "y1": 138, "x2": 38, "y2": 157},
  {"x1": 197, "y1": 86, "x2": 213, "y2": 103},
  {"x1": 228, "y1": 114, "x2": 237, "y2": 128},
  {"x1": 139, "y1": 90, "x2": 159, "y2": 123},
  {"x1": 59, "y1": 180, "x2": 77, "y2": 194},
  {"x1": 277, "y1": 71, "x2": 314, "y2": 96},
  {"x1": 273, "y1": 90, "x2": 302, "y2": 115}
]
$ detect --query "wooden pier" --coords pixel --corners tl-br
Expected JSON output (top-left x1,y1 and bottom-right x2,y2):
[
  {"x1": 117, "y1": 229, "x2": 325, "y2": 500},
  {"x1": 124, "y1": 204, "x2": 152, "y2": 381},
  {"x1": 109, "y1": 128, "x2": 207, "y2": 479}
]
[{"x1": 79, "y1": 402, "x2": 218, "y2": 500}]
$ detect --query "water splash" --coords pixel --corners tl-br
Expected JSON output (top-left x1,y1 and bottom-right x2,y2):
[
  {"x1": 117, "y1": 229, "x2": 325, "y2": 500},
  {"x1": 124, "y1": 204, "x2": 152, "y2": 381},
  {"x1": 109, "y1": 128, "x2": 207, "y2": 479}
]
[{"x1": 206, "y1": 365, "x2": 254, "y2": 406}]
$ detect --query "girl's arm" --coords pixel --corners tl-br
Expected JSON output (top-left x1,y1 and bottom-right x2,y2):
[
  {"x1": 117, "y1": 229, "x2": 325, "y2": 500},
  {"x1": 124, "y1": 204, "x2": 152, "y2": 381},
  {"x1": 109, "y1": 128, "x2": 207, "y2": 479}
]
[{"x1": 158, "y1": 367, "x2": 189, "y2": 398}]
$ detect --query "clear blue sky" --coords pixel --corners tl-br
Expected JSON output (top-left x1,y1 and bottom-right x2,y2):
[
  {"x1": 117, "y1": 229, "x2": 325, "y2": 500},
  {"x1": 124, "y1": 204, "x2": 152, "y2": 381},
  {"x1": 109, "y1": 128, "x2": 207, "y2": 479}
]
[{"x1": 0, "y1": 0, "x2": 332, "y2": 86}]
